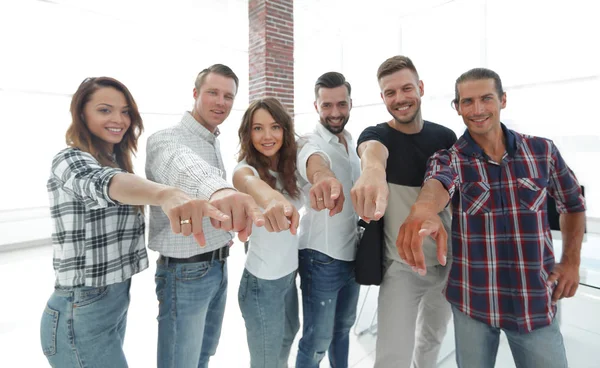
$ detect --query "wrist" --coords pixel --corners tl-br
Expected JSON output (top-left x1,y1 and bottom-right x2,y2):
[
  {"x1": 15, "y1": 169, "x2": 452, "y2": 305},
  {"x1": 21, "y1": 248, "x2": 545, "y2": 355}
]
[
  {"x1": 411, "y1": 201, "x2": 438, "y2": 216},
  {"x1": 560, "y1": 251, "x2": 581, "y2": 267},
  {"x1": 156, "y1": 186, "x2": 181, "y2": 206},
  {"x1": 210, "y1": 188, "x2": 237, "y2": 200},
  {"x1": 362, "y1": 166, "x2": 386, "y2": 180},
  {"x1": 311, "y1": 170, "x2": 334, "y2": 184}
]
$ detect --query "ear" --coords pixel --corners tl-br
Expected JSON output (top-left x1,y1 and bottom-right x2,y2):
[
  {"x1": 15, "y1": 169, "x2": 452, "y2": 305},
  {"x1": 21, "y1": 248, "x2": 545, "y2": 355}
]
[
  {"x1": 454, "y1": 102, "x2": 462, "y2": 116},
  {"x1": 313, "y1": 101, "x2": 319, "y2": 113},
  {"x1": 348, "y1": 98, "x2": 353, "y2": 110},
  {"x1": 193, "y1": 88, "x2": 199, "y2": 99},
  {"x1": 500, "y1": 92, "x2": 507, "y2": 109},
  {"x1": 380, "y1": 92, "x2": 384, "y2": 102},
  {"x1": 418, "y1": 80, "x2": 424, "y2": 97}
]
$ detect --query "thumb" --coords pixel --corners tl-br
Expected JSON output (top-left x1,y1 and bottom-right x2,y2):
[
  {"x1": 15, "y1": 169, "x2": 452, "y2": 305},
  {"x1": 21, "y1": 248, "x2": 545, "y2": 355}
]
[
  {"x1": 284, "y1": 206, "x2": 293, "y2": 217},
  {"x1": 330, "y1": 182, "x2": 341, "y2": 200},
  {"x1": 547, "y1": 271, "x2": 559, "y2": 286},
  {"x1": 373, "y1": 193, "x2": 387, "y2": 220}
]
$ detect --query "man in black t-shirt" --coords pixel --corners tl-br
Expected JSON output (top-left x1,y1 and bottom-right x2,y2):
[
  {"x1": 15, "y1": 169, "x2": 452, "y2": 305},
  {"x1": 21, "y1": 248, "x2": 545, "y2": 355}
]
[{"x1": 350, "y1": 56, "x2": 457, "y2": 368}]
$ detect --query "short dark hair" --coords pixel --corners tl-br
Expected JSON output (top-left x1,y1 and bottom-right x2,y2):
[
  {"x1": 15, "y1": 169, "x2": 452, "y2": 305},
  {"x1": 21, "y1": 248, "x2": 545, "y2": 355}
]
[
  {"x1": 453, "y1": 68, "x2": 504, "y2": 108},
  {"x1": 314, "y1": 72, "x2": 351, "y2": 99},
  {"x1": 195, "y1": 64, "x2": 239, "y2": 93},
  {"x1": 377, "y1": 55, "x2": 419, "y2": 81}
]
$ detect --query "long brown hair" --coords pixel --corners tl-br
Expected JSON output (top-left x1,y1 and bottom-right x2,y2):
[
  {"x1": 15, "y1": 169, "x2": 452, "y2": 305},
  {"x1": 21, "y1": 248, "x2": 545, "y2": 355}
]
[
  {"x1": 238, "y1": 97, "x2": 299, "y2": 199},
  {"x1": 66, "y1": 77, "x2": 143, "y2": 173}
]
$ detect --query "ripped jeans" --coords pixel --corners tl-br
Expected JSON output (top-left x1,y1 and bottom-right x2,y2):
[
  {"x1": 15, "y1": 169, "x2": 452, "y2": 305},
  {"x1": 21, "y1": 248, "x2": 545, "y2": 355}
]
[{"x1": 296, "y1": 249, "x2": 360, "y2": 368}]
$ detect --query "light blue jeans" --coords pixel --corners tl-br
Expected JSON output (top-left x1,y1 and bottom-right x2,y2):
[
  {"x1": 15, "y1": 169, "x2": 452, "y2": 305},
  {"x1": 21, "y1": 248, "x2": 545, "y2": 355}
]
[
  {"x1": 452, "y1": 305, "x2": 568, "y2": 367},
  {"x1": 296, "y1": 249, "x2": 360, "y2": 368},
  {"x1": 155, "y1": 258, "x2": 228, "y2": 368},
  {"x1": 40, "y1": 279, "x2": 132, "y2": 368},
  {"x1": 238, "y1": 268, "x2": 300, "y2": 368}
]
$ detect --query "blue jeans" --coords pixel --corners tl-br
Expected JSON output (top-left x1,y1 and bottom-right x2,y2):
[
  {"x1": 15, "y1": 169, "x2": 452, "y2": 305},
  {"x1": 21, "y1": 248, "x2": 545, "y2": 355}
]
[
  {"x1": 296, "y1": 249, "x2": 360, "y2": 368},
  {"x1": 155, "y1": 258, "x2": 227, "y2": 368},
  {"x1": 238, "y1": 268, "x2": 300, "y2": 368},
  {"x1": 40, "y1": 279, "x2": 131, "y2": 368},
  {"x1": 452, "y1": 305, "x2": 568, "y2": 367}
]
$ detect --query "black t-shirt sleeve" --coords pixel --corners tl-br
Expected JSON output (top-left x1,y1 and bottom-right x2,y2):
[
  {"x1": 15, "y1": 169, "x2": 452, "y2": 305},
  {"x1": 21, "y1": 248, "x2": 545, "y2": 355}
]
[
  {"x1": 357, "y1": 124, "x2": 387, "y2": 155},
  {"x1": 446, "y1": 129, "x2": 458, "y2": 149}
]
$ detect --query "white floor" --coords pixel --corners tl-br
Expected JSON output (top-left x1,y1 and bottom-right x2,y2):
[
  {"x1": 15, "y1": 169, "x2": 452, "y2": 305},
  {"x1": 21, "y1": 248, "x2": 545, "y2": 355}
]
[{"x1": 1, "y1": 242, "x2": 600, "y2": 368}]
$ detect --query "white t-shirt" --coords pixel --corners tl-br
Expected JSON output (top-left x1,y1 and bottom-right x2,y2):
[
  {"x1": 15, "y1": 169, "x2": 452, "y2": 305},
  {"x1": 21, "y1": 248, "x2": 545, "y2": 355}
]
[{"x1": 234, "y1": 160, "x2": 304, "y2": 280}]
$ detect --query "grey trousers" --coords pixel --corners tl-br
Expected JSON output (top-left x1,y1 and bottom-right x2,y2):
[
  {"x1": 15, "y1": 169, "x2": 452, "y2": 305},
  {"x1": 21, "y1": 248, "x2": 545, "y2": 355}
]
[{"x1": 375, "y1": 260, "x2": 452, "y2": 368}]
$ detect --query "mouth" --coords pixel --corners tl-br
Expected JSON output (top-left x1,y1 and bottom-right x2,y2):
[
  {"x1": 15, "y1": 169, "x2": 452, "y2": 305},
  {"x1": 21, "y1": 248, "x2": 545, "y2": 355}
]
[
  {"x1": 394, "y1": 104, "x2": 412, "y2": 112},
  {"x1": 327, "y1": 117, "x2": 344, "y2": 125},
  {"x1": 106, "y1": 127, "x2": 124, "y2": 135},
  {"x1": 211, "y1": 109, "x2": 225, "y2": 115},
  {"x1": 470, "y1": 116, "x2": 490, "y2": 125},
  {"x1": 261, "y1": 142, "x2": 276, "y2": 149}
]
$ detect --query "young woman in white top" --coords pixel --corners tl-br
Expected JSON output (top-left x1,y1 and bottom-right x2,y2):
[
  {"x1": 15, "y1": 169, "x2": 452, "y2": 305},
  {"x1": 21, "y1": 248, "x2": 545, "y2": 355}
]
[
  {"x1": 40, "y1": 77, "x2": 228, "y2": 368},
  {"x1": 234, "y1": 97, "x2": 303, "y2": 368}
]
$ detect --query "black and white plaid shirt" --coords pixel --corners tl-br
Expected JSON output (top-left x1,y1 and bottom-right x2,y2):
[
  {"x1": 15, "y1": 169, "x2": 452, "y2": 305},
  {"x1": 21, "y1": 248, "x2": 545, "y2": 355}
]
[{"x1": 48, "y1": 148, "x2": 148, "y2": 287}]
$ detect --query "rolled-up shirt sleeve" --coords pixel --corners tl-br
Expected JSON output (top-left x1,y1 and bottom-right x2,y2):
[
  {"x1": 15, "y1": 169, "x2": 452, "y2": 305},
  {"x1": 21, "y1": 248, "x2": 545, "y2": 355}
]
[
  {"x1": 423, "y1": 149, "x2": 459, "y2": 198},
  {"x1": 146, "y1": 130, "x2": 233, "y2": 200},
  {"x1": 296, "y1": 135, "x2": 331, "y2": 183},
  {"x1": 548, "y1": 141, "x2": 586, "y2": 214},
  {"x1": 50, "y1": 149, "x2": 125, "y2": 210}
]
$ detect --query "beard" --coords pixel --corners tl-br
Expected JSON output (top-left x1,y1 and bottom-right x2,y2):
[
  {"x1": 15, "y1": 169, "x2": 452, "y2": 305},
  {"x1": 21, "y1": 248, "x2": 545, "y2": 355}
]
[{"x1": 320, "y1": 115, "x2": 349, "y2": 135}]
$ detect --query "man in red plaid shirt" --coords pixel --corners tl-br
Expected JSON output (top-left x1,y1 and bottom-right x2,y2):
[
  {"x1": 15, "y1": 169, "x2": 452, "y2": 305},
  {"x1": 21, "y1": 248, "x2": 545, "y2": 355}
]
[{"x1": 397, "y1": 68, "x2": 586, "y2": 368}]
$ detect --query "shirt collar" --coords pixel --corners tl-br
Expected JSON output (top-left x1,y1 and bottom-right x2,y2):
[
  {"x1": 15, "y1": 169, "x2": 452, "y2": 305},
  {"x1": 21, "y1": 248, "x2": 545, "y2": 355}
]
[
  {"x1": 181, "y1": 111, "x2": 220, "y2": 143},
  {"x1": 314, "y1": 122, "x2": 353, "y2": 143},
  {"x1": 459, "y1": 122, "x2": 520, "y2": 159}
]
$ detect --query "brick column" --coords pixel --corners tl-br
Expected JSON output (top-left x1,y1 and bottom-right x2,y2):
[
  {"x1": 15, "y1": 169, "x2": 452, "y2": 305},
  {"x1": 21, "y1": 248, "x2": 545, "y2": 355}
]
[{"x1": 248, "y1": 0, "x2": 294, "y2": 116}]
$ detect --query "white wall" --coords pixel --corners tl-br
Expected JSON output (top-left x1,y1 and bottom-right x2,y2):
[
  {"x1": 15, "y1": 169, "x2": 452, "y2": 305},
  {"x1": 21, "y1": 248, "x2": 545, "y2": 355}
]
[
  {"x1": 294, "y1": 0, "x2": 600, "y2": 217},
  {"x1": 0, "y1": 0, "x2": 249, "y2": 245},
  {"x1": 1, "y1": 0, "x2": 599, "y2": 246}
]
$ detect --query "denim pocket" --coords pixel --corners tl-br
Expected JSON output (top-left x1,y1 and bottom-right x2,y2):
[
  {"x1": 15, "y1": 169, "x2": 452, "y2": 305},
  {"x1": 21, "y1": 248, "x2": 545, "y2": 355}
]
[
  {"x1": 155, "y1": 276, "x2": 166, "y2": 302},
  {"x1": 40, "y1": 305, "x2": 59, "y2": 356},
  {"x1": 311, "y1": 251, "x2": 336, "y2": 266},
  {"x1": 238, "y1": 270, "x2": 250, "y2": 302},
  {"x1": 178, "y1": 263, "x2": 210, "y2": 281},
  {"x1": 72, "y1": 286, "x2": 108, "y2": 307}
]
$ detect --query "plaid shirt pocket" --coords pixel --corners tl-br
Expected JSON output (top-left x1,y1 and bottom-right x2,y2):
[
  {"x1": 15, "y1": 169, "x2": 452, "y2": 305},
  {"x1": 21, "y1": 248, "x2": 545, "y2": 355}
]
[
  {"x1": 517, "y1": 178, "x2": 548, "y2": 212},
  {"x1": 459, "y1": 181, "x2": 491, "y2": 215}
]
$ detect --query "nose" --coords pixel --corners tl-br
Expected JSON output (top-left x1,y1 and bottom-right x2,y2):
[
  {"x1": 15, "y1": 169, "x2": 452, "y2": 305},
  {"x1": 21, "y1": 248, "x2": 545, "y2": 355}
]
[
  {"x1": 216, "y1": 94, "x2": 225, "y2": 106},
  {"x1": 331, "y1": 105, "x2": 341, "y2": 117},
  {"x1": 111, "y1": 112, "x2": 124, "y2": 123},
  {"x1": 474, "y1": 100, "x2": 485, "y2": 114}
]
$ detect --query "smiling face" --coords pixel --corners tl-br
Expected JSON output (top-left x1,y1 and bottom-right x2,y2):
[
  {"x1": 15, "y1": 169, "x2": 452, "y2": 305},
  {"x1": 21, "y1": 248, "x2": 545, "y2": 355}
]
[
  {"x1": 455, "y1": 78, "x2": 506, "y2": 138},
  {"x1": 192, "y1": 72, "x2": 237, "y2": 132},
  {"x1": 83, "y1": 86, "x2": 131, "y2": 152},
  {"x1": 379, "y1": 68, "x2": 424, "y2": 126},
  {"x1": 314, "y1": 85, "x2": 352, "y2": 136},
  {"x1": 250, "y1": 108, "x2": 284, "y2": 164}
]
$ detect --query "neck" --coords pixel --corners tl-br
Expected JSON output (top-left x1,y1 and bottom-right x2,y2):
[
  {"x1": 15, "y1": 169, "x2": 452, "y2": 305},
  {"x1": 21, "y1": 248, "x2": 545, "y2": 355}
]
[
  {"x1": 471, "y1": 125, "x2": 506, "y2": 161},
  {"x1": 191, "y1": 109, "x2": 217, "y2": 133},
  {"x1": 388, "y1": 114, "x2": 424, "y2": 135}
]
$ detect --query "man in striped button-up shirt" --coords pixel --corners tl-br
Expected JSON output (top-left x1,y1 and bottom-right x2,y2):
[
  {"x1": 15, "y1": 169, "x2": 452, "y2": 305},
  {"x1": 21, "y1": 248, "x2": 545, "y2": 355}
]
[
  {"x1": 397, "y1": 68, "x2": 585, "y2": 368},
  {"x1": 146, "y1": 64, "x2": 264, "y2": 368}
]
